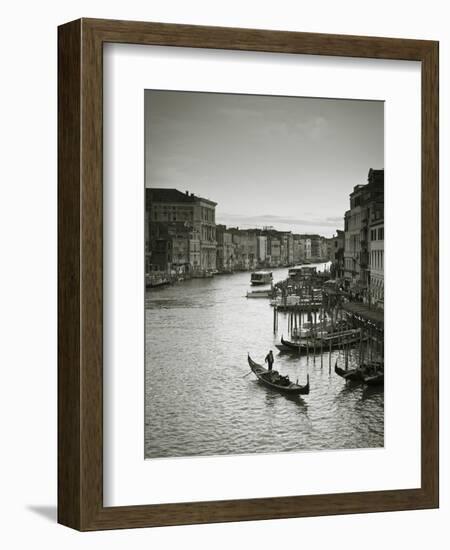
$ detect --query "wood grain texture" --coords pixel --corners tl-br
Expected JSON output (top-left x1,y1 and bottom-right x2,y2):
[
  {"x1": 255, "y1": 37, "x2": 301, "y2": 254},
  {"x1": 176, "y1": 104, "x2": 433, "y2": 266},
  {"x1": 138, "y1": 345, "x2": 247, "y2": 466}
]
[
  {"x1": 57, "y1": 18, "x2": 439, "y2": 531},
  {"x1": 57, "y1": 19, "x2": 82, "y2": 530}
]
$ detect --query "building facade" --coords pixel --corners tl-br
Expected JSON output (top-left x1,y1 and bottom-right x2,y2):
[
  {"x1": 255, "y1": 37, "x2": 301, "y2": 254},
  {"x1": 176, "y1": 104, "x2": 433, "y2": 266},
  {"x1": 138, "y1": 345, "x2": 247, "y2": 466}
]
[
  {"x1": 216, "y1": 225, "x2": 235, "y2": 273},
  {"x1": 294, "y1": 235, "x2": 312, "y2": 263},
  {"x1": 256, "y1": 235, "x2": 268, "y2": 264},
  {"x1": 146, "y1": 188, "x2": 217, "y2": 275},
  {"x1": 343, "y1": 169, "x2": 384, "y2": 302},
  {"x1": 330, "y1": 229, "x2": 345, "y2": 280},
  {"x1": 267, "y1": 235, "x2": 281, "y2": 266},
  {"x1": 369, "y1": 203, "x2": 384, "y2": 307},
  {"x1": 280, "y1": 232, "x2": 294, "y2": 265}
]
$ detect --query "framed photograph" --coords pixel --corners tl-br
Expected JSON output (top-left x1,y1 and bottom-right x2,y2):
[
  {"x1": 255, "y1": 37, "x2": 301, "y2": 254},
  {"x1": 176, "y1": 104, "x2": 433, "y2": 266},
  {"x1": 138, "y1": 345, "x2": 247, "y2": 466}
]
[{"x1": 58, "y1": 18, "x2": 439, "y2": 530}]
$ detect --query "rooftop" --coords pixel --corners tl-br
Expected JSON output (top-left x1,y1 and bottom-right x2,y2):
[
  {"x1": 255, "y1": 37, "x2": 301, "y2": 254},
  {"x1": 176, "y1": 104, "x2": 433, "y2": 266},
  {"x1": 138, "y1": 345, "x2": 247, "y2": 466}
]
[{"x1": 146, "y1": 188, "x2": 217, "y2": 206}]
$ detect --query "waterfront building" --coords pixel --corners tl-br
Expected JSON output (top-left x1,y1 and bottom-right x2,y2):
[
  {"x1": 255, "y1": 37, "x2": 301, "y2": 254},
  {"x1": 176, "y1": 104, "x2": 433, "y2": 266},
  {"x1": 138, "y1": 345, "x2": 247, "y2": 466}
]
[
  {"x1": 296, "y1": 235, "x2": 312, "y2": 262},
  {"x1": 292, "y1": 234, "x2": 302, "y2": 264},
  {"x1": 267, "y1": 235, "x2": 281, "y2": 267},
  {"x1": 228, "y1": 229, "x2": 256, "y2": 271},
  {"x1": 343, "y1": 169, "x2": 384, "y2": 300},
  {"x1": 148, "y1": 221, "x2": 193, "y2": 275},
  {"x1": 320, "y1": 236, "x2": 329, "y2": 261},
  {"x1": 326, "y1": 237, "x2": 334, "y2": 261},
  {"x1": 189, "y1": 229, "x2": 201, "y2": 273},
  {"x1": 308, "y1": 234, "x2": 322, "y2": 261},
  {"x1": 256, "y1": 235, "x2": 268, "y2": 264},
  {"x1": 280, "y1": 232, "x2": 294, "y2": 265},
  {"x1": 344, "y1": 184, "x2": 365, "y2": 293},
  {"x1": 369, "y1": 202, "x2": 384, "y2": 308},
  {"x1": 146, "y1": 188, "x2": 217, "y2": 275},
  {"x1": 216, "y1": 225, "x2": 235, "y2": 273},
  {"x1": 330, "y1": 229, "x2": 345, "y2": 279}
]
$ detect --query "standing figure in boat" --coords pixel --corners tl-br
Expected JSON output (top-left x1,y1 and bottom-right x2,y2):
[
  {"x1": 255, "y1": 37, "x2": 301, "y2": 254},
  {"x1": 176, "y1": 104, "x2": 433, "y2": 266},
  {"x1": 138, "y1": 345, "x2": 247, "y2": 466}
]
[{"x1": 265, "y1": 350, "x2": 274, "y2": 371}]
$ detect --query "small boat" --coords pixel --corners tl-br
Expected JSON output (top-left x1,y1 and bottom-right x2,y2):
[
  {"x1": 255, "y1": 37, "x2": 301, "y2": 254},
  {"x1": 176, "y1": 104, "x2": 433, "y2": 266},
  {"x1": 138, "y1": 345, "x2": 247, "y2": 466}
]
[
  {"x1": 246, "y1": 289, "x2": 271, "y2": 298},
  {"x1": 145, "y1": 273, "x2": 171, "y2": 288},
  {"x1": 335, "y1": 361, "x2": 384, "y2": 385},
  {"x1": 250, "y1": 271, "x2": 273, "y2": 285},
  {"x1": 363, "y1": 372, "x2": 384, "y2": 386},
  {"x1": 288, "y1": 265, "x2": 317, "y2": 279},
  {"x1": 334, "y1": 363, "x2": 364, "y2": 382},
  {"x1": 247, "y1": 354, "x2": 309, "y2": 395},
  {"x1": 275, "y1": 343, "x2": 292, "y2": 352},
  {"x1": 362, "y1": 362, "x2": 384, "y2": 386},
  {"x1": 280, "y1": 330, "x2": 363, "y2": 354}
]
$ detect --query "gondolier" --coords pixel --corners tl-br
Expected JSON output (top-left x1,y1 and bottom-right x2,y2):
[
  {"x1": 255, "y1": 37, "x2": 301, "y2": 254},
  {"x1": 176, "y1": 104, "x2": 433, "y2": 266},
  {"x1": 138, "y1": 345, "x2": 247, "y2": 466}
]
[
  {"x1": 265, "y1": 350, "x2": 274, "y2": 371},
  {"x1": 247, "y1": 354, "x2": 309, "y2": 395}
]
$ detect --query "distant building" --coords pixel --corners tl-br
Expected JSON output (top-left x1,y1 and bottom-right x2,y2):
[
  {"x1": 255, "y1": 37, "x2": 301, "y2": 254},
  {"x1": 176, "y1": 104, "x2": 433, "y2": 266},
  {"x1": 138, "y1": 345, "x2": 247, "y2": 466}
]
[
  {"x1": 146, "y1": 188, "x2": 217, "y2": 275},
  {"x1": 148, "y1": 221, "x2": 192, "y2": 274},
  {"x1": 216, "y1": 225, "x2": 235, "y2": 273},
  {"x1": 294, "y1": 235, "x2": 312, "y2": 262},
  {"x1": 267, "y1": 235, "x2": 281, "y2": 266},
  {"x1": 292, "y1": 235, "x2": 303, "y2": 264},
  {"x1": 319, "y1": 236, "x2": 329, "y2": 261},
  {"x1": 256, "y1": 235, "x2": 268, "y2": 264},
  {"x1": 330, "y1": 230, "x2": 345, "y2": 279},
  {"x1": 280, "y1": 232, "x2": 294, "y2": 265},
  {"x1": 308, "y1": 234, "x2": 322, "y2": 261},
  {"x1": 227, "y1": 228, "x2": 257, "y2": 271}
]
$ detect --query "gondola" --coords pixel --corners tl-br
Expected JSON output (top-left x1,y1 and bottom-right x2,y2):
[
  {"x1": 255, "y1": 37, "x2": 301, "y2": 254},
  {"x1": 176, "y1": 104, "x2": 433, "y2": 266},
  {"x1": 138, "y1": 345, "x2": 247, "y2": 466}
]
[
  {"x1": 247, "y1": 354, "x2": 310, "y2": 395},
  {"x1": 362, "y1": 363, "x2": 384, "y2": 386},
  {"x1": 334, "y1": 363, "x2": 364, "y2": 382},
  {"x1": 280, "y1": 331, "x2": 364, "y2": 354},
  {"x1": 275, "y1": 343, "x2": 292, "y2": 352},
  {"x1": 280, "y1": 335, "x2": 306, "y2": 351},
  {"x1": 362, "y1": 372, "x2": 384, "y2": 386},
  {"x1": 334, "y1": 361, "x2": 384, "y2": 386}
]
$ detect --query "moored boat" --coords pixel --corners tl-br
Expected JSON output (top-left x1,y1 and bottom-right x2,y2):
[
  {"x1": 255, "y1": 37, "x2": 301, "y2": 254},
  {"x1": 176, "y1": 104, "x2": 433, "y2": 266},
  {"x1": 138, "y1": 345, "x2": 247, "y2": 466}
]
[
  {"x1": 250, "y1": 271, "x2": 273, "y2": 285},
  {"x1": 334, "y1": 361, "x2": 384, "y2": 386},
  {"x1": 334, "y1": 363, "x2": 364, "y2": 382},
  {"x1": 279, "y1": 329, "x2": 363, "y2": 354},
  {"x1": 247, "y1": 354, "x2": 309, "y2": 395},
  {"x1": 275, "y1": 343, "x2": 292, "y2": 352},
  {"x1": 361, "y1": 362, "x2": 384, "y2": 386},
  {"x1": 246, "y1": 289, "x2": 272, "y2": 298},
  {"x1": 362, "y1": 372, "x2": 384, "y2": 386}
]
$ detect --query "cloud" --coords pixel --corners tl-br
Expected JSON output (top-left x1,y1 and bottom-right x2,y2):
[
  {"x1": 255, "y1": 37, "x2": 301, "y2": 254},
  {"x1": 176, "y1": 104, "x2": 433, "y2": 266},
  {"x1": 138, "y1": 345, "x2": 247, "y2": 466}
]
[
  {"x1": 218, "y1": 212, "x2": 340, "y2": 228},
  {"x1": 295, "y1": 116, "x2": 331, "y2": 141},
  {"x1": 216, "y1": 106, "x2": 265, "y2": 122}
]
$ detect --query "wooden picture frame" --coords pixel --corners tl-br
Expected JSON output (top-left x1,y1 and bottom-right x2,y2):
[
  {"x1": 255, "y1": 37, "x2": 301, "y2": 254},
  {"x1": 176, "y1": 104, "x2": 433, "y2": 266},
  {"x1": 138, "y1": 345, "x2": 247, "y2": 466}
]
[{"x1": 58, "y1": 18, "x2": 439, "y2": 531}]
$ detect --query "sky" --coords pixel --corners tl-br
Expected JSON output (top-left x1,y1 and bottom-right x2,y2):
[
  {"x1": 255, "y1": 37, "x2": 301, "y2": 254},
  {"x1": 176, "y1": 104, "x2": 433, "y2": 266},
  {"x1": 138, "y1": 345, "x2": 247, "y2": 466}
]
[{"x1": 145, "y1": 90, "x2": 384, "y2": 238}]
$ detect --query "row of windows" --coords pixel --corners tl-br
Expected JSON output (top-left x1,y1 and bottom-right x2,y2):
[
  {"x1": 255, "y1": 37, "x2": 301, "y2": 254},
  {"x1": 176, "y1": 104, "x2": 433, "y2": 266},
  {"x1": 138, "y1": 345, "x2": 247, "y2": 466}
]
[
  {"x1": 202, "y1": 226, "x2": 216, "y2": 241},
  {"x1": 370, "y1": 249, "x2": 384, "y2": 270},
  {"x1": 370, "y1": 227, "x2": 384, "y2": 241},
  {"x1": 345, "y1": 234, "x2": 360, "y2": 253},
  {"x1": 347, "y1": 212, "x2": 362, "y2": 231},
  {"x1": 152, "y1": 211, "x2": 193, "y2": 222}
]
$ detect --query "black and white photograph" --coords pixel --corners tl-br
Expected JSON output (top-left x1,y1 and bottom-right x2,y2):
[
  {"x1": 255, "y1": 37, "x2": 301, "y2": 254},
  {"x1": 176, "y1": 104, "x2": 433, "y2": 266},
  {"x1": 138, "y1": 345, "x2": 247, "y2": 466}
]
[{"x1": 144, "y1": 90, "x2": 384, "y2": 459}]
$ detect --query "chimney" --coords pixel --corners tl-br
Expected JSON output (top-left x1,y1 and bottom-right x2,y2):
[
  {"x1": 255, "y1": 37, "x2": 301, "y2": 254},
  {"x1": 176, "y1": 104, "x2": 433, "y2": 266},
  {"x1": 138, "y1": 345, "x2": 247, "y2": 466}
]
[{"x1": 185, "y1": 190, "x2": 189, "y2": 195}]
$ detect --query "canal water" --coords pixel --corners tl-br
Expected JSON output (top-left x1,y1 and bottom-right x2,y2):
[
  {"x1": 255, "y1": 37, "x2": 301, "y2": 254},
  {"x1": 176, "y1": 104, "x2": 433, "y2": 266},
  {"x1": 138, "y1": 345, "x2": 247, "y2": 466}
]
[{"x1": 145, "y1": 265, "x2": 384, "y2": 459}]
